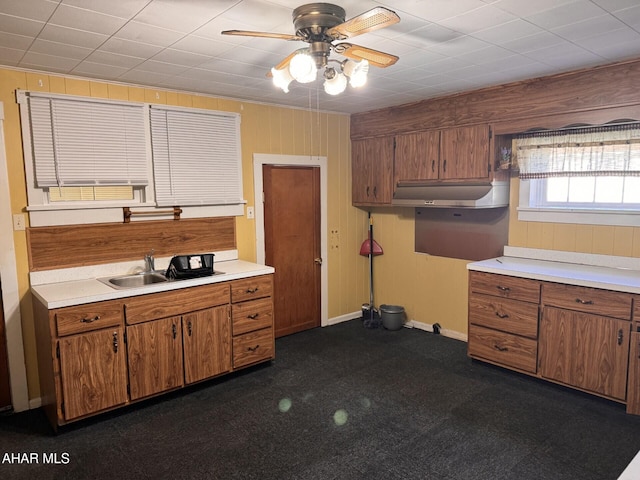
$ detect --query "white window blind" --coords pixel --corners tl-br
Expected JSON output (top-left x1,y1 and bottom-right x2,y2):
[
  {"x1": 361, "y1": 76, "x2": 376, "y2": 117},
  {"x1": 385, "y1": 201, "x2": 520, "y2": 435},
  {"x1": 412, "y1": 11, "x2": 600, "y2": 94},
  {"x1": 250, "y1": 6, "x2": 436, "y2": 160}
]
[
  {"x1": 27, "y1": 94, "x2": 148, "y2": 187},
  {"x1": 150, "y1": 106, "x2": 242, "y2": 207}
]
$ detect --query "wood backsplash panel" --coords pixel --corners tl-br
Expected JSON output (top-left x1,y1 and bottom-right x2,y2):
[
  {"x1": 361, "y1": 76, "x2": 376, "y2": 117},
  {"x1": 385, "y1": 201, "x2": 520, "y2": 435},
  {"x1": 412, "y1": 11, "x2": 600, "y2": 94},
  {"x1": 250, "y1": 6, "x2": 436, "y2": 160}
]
[{"x1": 27, "y1": 217, "x2": 236, "y2": 271}]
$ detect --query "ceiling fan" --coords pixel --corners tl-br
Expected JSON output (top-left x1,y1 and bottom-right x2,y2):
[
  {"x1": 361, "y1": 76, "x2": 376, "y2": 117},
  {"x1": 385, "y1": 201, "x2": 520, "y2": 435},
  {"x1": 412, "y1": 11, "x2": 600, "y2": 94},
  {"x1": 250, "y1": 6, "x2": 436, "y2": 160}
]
[{"x1": 221, "y1": 3, "x2": 400, "y2": 94}]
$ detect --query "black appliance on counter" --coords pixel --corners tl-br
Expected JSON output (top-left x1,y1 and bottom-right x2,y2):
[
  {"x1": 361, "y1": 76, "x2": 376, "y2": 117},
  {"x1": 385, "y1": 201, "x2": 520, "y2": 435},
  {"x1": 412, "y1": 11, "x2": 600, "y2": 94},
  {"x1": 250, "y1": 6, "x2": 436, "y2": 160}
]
[{"x1": 166, "y1": 254, "x2": 214, "y2": 280}]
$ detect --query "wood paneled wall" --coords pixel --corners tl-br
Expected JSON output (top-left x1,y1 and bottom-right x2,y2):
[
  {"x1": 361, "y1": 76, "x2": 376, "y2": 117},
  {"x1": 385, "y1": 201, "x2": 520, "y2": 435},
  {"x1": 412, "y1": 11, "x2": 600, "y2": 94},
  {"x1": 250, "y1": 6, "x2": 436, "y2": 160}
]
[
  {"x1": 27, "y1": 217, "x2": 236, "y2": 271},
  {"x1": 351, "y1": 58, "x2": 640, "y2": 139}
]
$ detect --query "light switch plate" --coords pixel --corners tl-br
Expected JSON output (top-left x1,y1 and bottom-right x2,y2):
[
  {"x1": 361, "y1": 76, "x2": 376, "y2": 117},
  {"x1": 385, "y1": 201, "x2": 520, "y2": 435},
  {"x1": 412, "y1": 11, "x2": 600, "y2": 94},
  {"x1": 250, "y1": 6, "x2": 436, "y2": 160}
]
[
  {"x1": 246, "y1": 206, "x2": 254, "y2": 219},
  {"x1": 13, "y1": 214, "x2": 25, "y2": 231}
]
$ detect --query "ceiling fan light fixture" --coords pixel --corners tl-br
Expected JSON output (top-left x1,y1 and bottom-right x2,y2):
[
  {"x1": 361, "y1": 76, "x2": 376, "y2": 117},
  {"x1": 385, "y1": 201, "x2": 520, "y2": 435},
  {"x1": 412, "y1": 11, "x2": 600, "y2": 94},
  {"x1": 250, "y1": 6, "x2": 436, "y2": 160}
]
[
  {"x1": 271, "y1": 66, "x2": 294, "y2": 92},
  {"x1": 323, "y1": 68, "x2": 347, "y2": 95},
  {"x1": 289, "y1": 49, "x2": 317, "y2": 83},
  {"x1": 343, "y1": 59, "x2": 369, "y2": 88}
]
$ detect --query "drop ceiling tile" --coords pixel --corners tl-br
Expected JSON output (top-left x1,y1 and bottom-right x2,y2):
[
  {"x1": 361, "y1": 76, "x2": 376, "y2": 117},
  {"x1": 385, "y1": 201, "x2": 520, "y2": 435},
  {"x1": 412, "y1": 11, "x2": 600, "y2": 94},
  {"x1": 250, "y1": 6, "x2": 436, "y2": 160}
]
[
  {"x1": 1, "y1": 0, "x2": 58, "y2": 21},
  {"x1": 60, "y1": 0, "x2": 152, "y2": 19},
  {"x1": 551, "y1": 14, "x2": 629, "y2": 42},
  {"x1": 132, "y1": 0, "x2": 239, "y2": 33},
  {"x1": 454, "y1": 45, "x2": 519, "y2": 65},
  {"x1": 150, "y1": 48, "x2": 213, "y2": 67},
  {"x1": 71, "y1": 61, "x2": 130, "y2": 78},
  {"x1": 29, "y1": 39, "x2": 94, "y2": 59},
  {"x1": 592, "y1": 0, "x2": 640, "y2": 9},
  {"x1": 47, "y1": 4, "x2": 128, "y2": 35},
  {"x1": 100, "y1": 37, "x2": 164, "y2": 58},
  {"x1": 437, "y1": 4, "x2": 517, "y2": 33},
  {"x1": 0, "y1": 31, "x2": 35, "y2": 50},
  {"x1": 0, "y1": 46, "x2": 24, "y2": 65},
  {"x1": 615, "y1": 5, "x2": 640, "y2": 29},
  {"x1": 38, "y1": 24, "x2": 108, "y2": 49},
  {"x1": 84, "y1": 50, "x2": 145, "y2": 68},
  {"x1": 114, "y1": 20, "x2": 185, "y2": 47},
  {"x1": 117, "y1": 68, "x2": 174, "y2": 85},
  {"x1": 0, "y1": 13, "x2": 44, "y2": 37},
  {"x1": 387, "y1": 0, "x2": 488, "y2": 22},
  {"x1": 577, "y1": 27, "x2": 640, "y2": 56},
  {"x1": 500, "y1": 31, "x2": 565, "y2": 54},
  {"x1": 134, "y1": 59, "x2": 191, "y2": 75},
  {"x1": 20, "y1": 51, "x2": 80, "y2": 71},
  {"x1": 492, "y1": 0, "x2": 581, "y2": 17},
  {"x1": 397, "y1": 23, "x2": 464, "y2": 48},
  {"x1": 426, "y1": 35, "x2": 493, "y2": 57},
  {"x1": 219, "y1": 0, "x2": 293, "y2": 31},
  {"x1": 524, "y1": 1, "x2": 606, "y2": 30},
  {"x1": 170, "y1": 35, "x2": 236, "y2": 57},
  {"x1": 471, "y1": 19, "x2": 545, "y2": 44}
]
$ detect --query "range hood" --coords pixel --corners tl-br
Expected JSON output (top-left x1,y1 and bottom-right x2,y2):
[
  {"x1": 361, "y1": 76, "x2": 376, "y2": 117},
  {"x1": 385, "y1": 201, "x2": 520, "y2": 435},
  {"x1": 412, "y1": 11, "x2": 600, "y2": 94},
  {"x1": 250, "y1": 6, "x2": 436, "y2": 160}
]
[{"x1": 392, "y1": 180, "x2": 509, "y2": 208}]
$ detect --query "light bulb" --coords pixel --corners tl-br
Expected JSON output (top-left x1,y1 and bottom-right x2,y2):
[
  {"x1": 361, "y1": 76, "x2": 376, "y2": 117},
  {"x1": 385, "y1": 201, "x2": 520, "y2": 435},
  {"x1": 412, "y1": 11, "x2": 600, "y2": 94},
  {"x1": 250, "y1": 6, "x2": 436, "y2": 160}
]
[
  {"x1": 343, "y1": 59, "x2": 369, "y2": 88},
  {"x1": 271, "y1": 67, "x2": 294, "y2": 93},
  {"x1": 324, "y1": 71, "x2": 347, "y2": 95},
  {"x1": 289, "y1": 51, "x2": 317, "y2": 84}
]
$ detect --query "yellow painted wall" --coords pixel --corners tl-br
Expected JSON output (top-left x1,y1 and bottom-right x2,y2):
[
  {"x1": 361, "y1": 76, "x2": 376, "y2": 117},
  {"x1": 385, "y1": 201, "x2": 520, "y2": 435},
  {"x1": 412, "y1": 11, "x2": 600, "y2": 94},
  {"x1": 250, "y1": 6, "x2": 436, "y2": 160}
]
[{"x1": 0, "y1": 68, "x2": 369, "y2": 401}]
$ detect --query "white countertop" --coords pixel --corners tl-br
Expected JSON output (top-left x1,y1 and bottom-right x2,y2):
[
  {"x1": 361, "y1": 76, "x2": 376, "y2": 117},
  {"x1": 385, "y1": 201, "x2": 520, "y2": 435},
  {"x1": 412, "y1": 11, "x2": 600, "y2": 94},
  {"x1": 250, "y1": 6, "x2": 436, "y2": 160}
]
[
  {"x1": 467, "y1": 247, "x2": 640, "y2": 294},
  {"x1": 32, "y1": 259, "x2": 274, "y2": 309}
]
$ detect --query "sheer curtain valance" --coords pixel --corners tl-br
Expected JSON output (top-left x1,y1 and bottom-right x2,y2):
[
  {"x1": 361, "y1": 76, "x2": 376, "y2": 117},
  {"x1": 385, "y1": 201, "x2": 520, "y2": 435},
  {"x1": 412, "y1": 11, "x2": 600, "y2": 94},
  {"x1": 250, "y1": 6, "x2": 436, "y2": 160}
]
[{"x1": 515, "y1": 123, "x2": 640, "y2": 179}]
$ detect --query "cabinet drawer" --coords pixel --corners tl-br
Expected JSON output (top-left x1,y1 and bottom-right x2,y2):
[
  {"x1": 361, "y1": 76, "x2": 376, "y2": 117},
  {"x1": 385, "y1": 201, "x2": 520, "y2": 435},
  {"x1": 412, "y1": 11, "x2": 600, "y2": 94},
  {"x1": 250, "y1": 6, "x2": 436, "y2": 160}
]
[
  {"x1": 232, "y1": 297, "x2": 273, "y2": 336},
  {"x1": 231, "y1": 275, "x2": 272, "y2": 303},
  {"x1": 469, "y1": 271, "x2": 540, "y2": 303},
  {"x1": 542, "y1": 282, "x2": 632, "y2": 320},
  {"x1": 233, "y1": 328, "x2": 274, "y2": 369},
  {"x1": 124, "y1": 283, "x2": 230, "y2": 324},
  {"x1": 54, "y1": 299, "x2": 123, "y2": 336},
  {"x1": 469, "y1": 294, "x2": 538, "y2": 339},
  {"x1": 468, "y1": 324, "x2": 537, "y2": 373}
]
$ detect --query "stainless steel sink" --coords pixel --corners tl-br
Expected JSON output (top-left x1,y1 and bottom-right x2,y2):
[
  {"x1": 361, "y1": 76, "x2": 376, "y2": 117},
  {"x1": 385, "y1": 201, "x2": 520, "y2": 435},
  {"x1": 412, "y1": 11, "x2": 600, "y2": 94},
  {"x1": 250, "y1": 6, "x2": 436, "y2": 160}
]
[{"x1": 100, "y1": 271, "x2": 168, "y2": 289}]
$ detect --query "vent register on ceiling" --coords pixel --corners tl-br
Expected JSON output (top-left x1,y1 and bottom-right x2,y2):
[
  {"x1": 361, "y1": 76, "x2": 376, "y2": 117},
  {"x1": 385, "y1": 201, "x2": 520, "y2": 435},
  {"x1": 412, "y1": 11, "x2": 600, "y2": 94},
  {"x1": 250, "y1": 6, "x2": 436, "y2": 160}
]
[{"x1": 19, "y1": 91, "x2": 243, "y2": 211}]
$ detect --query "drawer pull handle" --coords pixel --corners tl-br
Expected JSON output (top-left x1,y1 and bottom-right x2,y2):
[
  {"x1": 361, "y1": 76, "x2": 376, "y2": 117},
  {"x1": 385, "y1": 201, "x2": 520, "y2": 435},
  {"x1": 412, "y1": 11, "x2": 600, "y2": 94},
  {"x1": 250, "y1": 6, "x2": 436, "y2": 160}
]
[
  {"x1": 248, "y1": 313, "x2": 259, "y2": 320},
  {"x1": 495, "y1": 312, "x2": 509, "y2": 319},
  {"x1": 246, "y1": 287, "x2": 259, "y2": 294},
  {"x1": 575, "y1": 298, "x2": 594, "y2": 305},
  {"x1": 82, "y1": 315, "x2": 100, "y2": 323},
  {"x1": 618, "y1": 329, "x2": 624, "y2": 346},
  {"x1": 496, "y1": 286, "x2": 510, "y2": 293},
  {"x1": 172, "y1": 323, "x2": 177, "y2": 339},
  {"x1": 493, "y1": 344, "x2": 508, "y2": 352},
  {"x1": 113, "y1": 332, "x2": 119, "y2": 353},
  {"x1": 247, "y1": 345, "x2": 260, "y2": 352},
  {"x1": 187, "y1": 321, "x2": 193, "y2": 337}
]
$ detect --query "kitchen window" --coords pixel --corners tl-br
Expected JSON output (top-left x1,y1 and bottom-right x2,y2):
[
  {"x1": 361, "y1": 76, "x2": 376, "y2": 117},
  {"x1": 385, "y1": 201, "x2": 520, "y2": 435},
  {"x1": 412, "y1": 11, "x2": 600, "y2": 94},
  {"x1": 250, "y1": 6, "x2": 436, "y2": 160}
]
[
  {"x1": 516, "y1": 123, "x2": 640, "y2": 226},
  {"x1": 18, "y1": 91, "x2": 244, "y2": 226}
]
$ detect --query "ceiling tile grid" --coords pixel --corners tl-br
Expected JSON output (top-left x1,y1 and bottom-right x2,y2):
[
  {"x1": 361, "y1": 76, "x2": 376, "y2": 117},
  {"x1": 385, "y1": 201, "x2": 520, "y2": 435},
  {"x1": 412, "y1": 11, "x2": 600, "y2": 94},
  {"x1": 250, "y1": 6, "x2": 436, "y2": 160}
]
[{"x1": 0, "y1": 0, "x2": 637, "y2": 113}]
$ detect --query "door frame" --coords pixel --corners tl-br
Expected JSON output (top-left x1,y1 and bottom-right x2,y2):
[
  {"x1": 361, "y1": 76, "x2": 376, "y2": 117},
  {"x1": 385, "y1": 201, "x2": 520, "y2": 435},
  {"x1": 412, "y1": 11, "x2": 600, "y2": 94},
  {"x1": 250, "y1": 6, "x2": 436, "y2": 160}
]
[
  {"x1": 0, "y1": 102, "x2": 29, "y2": 412},
  {"x1": 253, "y1": 154, "x2": 328, "y2": 327}
]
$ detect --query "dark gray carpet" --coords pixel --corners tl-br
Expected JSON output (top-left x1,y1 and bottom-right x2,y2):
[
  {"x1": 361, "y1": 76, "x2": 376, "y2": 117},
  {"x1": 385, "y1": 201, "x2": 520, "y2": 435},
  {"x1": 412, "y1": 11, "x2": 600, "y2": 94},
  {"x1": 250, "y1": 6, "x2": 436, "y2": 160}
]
[{"x1": 2, "y1": 319, "x2": 640, "y2": 479}]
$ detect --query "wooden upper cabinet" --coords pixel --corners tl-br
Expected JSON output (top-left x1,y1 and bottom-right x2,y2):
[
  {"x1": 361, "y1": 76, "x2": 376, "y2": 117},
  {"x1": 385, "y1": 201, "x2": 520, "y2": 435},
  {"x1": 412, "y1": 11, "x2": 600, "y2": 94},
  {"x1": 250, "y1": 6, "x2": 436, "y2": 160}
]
[
  {"x1": 352, "y1": 136, "x2": 394, "y2": 205},
  {"x1": 395, "y1": 130, "x2": 440, "y2": 183},
  {"x1": 439, "y1": 125, "x2": 490, "y2": 180}
]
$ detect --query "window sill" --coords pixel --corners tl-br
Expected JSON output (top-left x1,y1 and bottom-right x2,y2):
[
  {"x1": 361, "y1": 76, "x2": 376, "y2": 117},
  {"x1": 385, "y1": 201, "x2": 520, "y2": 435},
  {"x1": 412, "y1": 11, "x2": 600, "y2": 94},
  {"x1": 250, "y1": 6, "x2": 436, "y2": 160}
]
[{"x1": 517, "y1": 207, "x2": 640, "y2": 227}]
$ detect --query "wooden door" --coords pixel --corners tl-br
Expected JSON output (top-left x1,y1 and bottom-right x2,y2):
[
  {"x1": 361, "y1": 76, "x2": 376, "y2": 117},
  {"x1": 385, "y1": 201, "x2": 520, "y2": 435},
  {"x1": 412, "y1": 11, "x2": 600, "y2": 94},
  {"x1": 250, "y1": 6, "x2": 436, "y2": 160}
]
[
  {"x1": 183, "y1": 306, "x2": 231, "y2": 384},
  {"x1": 263, "y1": 165, "x2": 321, "y2": 337},
  {"x1": 58, "y1": 327, "x2": 128, "y2": 420},
  {"x1": 439, "y1": 125, "x2": 490, "y2": 180},
  {"x1": 395, "y1": 131, "x2": 440, "y2": 183},
  {"x1": 0, "y1": 279, "x2": 11, "y2": 410},
  {"x1": 127, "y1": 316, "x2": 183, "y2": 400}
]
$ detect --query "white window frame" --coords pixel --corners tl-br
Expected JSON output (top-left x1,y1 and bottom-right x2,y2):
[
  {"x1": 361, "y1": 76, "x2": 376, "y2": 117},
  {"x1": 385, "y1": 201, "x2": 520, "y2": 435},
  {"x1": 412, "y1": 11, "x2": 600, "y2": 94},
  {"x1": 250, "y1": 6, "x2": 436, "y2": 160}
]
[
  {"x1": 518, "y1": 177, "x2": 640, "y2": 226},
  {"x1": 17, "y1": 91, "x2": 244, "y2": 227}
]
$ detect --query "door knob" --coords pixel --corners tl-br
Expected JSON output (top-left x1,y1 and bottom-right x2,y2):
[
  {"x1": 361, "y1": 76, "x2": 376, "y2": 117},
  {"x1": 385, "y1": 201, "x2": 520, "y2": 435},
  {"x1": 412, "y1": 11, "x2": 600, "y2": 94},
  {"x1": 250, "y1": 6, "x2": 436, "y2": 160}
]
[{"x1": 314, "y1": 257, "x2": 323, "y2": 265}]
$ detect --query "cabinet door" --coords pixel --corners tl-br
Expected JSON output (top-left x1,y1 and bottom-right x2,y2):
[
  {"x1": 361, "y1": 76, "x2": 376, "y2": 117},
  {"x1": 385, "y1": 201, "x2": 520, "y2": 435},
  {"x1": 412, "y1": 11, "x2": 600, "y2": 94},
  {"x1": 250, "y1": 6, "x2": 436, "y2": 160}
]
[
  {"x1": 539, "y1": 307, "x2": 630, "y2": 400},
  {"x1": 395, "y1": 131, "x2": 440, "y2": 182},
  {"x1": 58, "y1": 327, "x2": 128, "y2": 420},
  {"x1": 439, "y1": 125, "x2": 490, "y2": 180},
  {"x1": 183, "y1": 306, "x2": 231, "y2": 384},
  {"x1": 127, "y1": 316, "x2": 183, "y2": 400},
  {"x1": 627, "y1": 331, "x2": 640, "y2": 414},
  {"x1": 352, "y1": 137, "x2": 394, "y2": 204}
]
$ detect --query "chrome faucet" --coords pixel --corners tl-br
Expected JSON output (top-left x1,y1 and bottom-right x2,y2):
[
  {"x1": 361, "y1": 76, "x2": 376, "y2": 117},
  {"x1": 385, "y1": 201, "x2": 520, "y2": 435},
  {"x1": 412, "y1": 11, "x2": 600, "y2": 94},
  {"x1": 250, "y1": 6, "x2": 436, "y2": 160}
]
[{"x1": 144, "y1": 249, "x2": 155, "y2": 272}]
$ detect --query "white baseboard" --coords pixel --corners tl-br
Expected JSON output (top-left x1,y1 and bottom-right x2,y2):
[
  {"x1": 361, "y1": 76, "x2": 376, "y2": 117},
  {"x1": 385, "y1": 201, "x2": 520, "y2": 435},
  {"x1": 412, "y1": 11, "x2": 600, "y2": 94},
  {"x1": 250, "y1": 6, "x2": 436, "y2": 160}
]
[{"x1": 325, "y1": 313, "x2": 468, "y2": 343}]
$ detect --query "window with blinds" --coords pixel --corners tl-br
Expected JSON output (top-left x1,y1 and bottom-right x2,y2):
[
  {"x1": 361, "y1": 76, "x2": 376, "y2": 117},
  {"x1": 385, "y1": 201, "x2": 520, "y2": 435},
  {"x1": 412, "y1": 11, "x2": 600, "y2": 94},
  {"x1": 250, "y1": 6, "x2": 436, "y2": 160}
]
[
  {"x1": 27, "y1": 93, "x2": 148, "y2": 187},
  {"x1": 149, "y1": 106, "x2": 243, "y2": 207}
]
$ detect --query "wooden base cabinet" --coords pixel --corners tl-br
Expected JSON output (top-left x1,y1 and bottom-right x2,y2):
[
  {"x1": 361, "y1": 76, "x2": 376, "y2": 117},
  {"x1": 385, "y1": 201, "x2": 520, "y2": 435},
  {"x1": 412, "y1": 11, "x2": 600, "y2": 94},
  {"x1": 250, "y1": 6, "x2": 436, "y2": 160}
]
[
  {"x1": 33, "y1": 274, "x2": 273, "y2": 429},
  {"x1": 468, "y1": 271, "x2": 637, "y2": 414}
]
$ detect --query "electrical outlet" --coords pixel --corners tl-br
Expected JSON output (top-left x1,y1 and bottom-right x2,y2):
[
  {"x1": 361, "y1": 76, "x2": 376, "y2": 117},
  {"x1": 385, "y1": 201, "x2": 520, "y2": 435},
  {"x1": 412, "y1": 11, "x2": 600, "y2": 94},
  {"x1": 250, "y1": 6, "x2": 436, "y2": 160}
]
[
  {"x1": 246, "y1": 206, "x2": 255, "y2": 219},
  {"x1": 13, "y1": 214, "x2": 25, "y2": 231}
]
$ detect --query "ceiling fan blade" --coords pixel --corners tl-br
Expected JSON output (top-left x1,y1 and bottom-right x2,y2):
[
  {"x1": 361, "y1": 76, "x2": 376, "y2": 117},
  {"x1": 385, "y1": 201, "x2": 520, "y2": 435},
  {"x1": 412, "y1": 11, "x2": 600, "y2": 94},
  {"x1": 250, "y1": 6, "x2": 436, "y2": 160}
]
[
  {"x1": 327, "y1": 7, "x2": 400, "y2": 40},
  {"x1": 336, "y1": 43, "x2": 399, "y2": 68},
  {"x1": 266, "y1": 51, "x2": 298, "y2": 78},
  {"x1": 221, "y1": 30, "x2": 304, "y2": 41}
]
